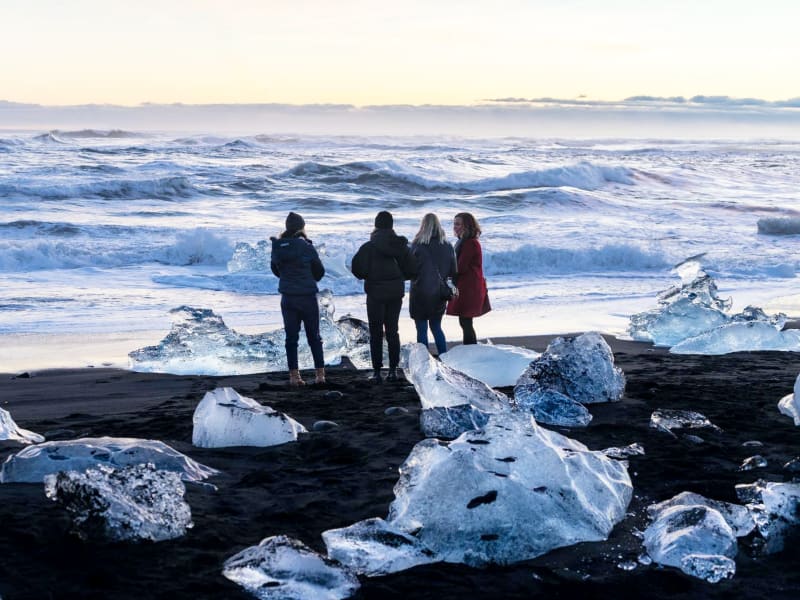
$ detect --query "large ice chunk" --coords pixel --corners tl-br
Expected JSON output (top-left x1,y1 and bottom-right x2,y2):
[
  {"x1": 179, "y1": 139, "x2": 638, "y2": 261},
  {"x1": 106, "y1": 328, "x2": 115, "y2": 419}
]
[
  {"x1": 643, "y1": 498, "x2": 738, "y2": 582},
  {"x1": 322, "y1": 517, "x2": 437, "y2": 576},
  {"x1": 223, "y1": 535, "x2": 360, "y2": 600},
  {"x1": 129, "y1": 290, "x2": 369, "y2": 375},
  {"x1": 192, "y1": 387, "x2": 306, "y2": 448},
  {"x1": 671, "y1": 321, "x2": 800, "y2": 355},
  {"x1": 387, "y1": 412, "x2": 632, "y2": 566},
  {"x1": 403, "y1": 343, "x2": 509, "y2": 437},
  {"x1": 439, "y1": 342, "x2": 540, "y2": 388},
  {"x1": 44, "y1": 463, "x2": 192, "y2": 542},
  {"x1": 736, "y1": 479, "x2": 800, "y2": 554},
  {"x1": 0, "y1": 407, "x2": 44, "y2": 444},
  {"x1": 512, "y1": 333, "x2": 624, "y2": 427},
  {"x1": 646, "y1": 491, "x2": 754, "y2": 537},
  {"x1": 0, "y1": 436, "x2": 217, "y2": 483},
  {"x1": 778, "y1": 374, "x2": 800, "y2": 426},
  {"x1": 629, "y1": 256, "x2": 789, "y2": 352}
]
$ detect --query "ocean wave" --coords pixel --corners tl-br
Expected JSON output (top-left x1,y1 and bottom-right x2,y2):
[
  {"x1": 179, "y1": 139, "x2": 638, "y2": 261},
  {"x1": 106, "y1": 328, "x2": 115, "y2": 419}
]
[
  {"x1": 53, "y1": 129, "x2": 139, "y2": 138},
  {"x1": 282, "y1": 159, "x2": 635, "y2": 194},
  {"x1": 32, "y1": 132, "x2": 69, "y2": 144},
  {"x1": 0, "y1": 220, "x2": 82, "y2": 236},
  {"x1": 484, "y1": 243, "x2": 668, "y2": 275},
  {"x1": 0, "y1": 228, "x2": 233, "y2": 272},
  {"x1": 757, "y1": 217, "x2": 800, "y2": 235},
  {"x1": 0, "y1": 176, "x2": 199, "y2": 201}
]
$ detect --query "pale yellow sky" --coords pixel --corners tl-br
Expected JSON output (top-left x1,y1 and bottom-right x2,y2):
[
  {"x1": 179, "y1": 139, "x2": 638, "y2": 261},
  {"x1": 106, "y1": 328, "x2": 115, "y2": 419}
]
[{"x1": 1, "y1": 0, "x2": 798, "y2": 106}]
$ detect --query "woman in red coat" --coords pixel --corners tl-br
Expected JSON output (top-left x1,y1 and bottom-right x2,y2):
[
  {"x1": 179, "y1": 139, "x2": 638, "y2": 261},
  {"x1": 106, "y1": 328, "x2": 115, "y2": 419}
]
[{"x1": 446, "y1": 212, "x2": 491, "y2": 344}]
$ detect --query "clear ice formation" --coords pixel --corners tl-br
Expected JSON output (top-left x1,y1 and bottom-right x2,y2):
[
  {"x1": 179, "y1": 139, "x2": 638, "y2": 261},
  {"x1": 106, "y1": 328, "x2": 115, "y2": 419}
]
[
  {"x1": 223, "y1": 535, "x2": 360, "y2": 600},
  {"x1": 777, "y1": 374, "x2": 800, "y2": 426},
  {"x1": 439, "y1": 342, "x2": 540, "y2": 388},
  {"x1": 0, "y1": 436, "x2": 218, "y2": 483},
  {"x1": 129, "y1": 290, "x2": 374, "y2": 375},
  {"x1": 322, "y1": 517, "x2": 437, "y2": 577},
  {"x1": 192, "y1": 387, "x2": 306, "y2": 448},
  {"x1": 736, "y1": 479, "x2": 800, "y2": 554},
  {"x1": 739, "y1": 455, "x2": 768, "y2": 471},
  {"x1": 603, "y1": 443, "x2": 645, "y2": 460},
  {"x1": 646, "y1": 491, "x2": 754, "y2": 537},
  {"x1": 643, "y1": 495, "x2": 740, "y2": 583},
  {"x1": 670, "y1": 321, "x2": 800, "y2": 355},
  {"x1": 44, "y1": 463, "x2": 192, "y2": 542},
  {"x1": 402, "y1": 343, "x2": 510, "y2": 438},
  {"x1": 387, "y1": 412, "x2": 632, "y2": 566},
  {"x1": 649, "y1": 409, "x2": 721, "y2": 435},
  {"x1": 512, "y1": 332, "x2": 624, "y2": 427},
  {"x1": 0, "y1": 407, "x2": 44, "y2": 444},
  {"x1": 629, "y1": 256, "x2": 791, "y2": 353}
]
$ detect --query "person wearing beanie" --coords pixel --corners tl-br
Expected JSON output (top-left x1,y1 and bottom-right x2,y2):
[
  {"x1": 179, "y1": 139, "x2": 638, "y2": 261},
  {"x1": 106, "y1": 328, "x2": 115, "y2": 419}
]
[
  {"x1": 270, "y1": 212, "x2": 326, "y2": 386},
  {"x1": 351, "y1": 211, "x2": 418, "y2": 383}
]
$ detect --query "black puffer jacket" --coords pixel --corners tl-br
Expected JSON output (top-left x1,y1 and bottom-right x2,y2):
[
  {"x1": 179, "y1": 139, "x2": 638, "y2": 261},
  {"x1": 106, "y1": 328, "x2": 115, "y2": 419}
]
[
  {"x1": 270, "y1": 234, "x2": 325, "y2": 295},
  {"x1": 409, "y1": 240, "x2": 457, "y2": 320},
  {"x1": 351, "y1": 229, "x2": 418, "y2": 301}
]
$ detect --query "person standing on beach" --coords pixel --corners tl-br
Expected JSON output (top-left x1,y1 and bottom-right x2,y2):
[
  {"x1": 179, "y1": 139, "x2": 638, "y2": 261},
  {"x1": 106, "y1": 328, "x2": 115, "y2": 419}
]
[
  {"x1": 447, "y1": 212, "x2": 491, "y2": 344},
  {"x1": 351, "y1": 210, "x2": 417, "y2": 383},
  {"x1": 270, "y1": 212, "x2": 326, "y2": 386},
  {"x1": 409, "y1": 213, "x2": 457, "y2": 357}
]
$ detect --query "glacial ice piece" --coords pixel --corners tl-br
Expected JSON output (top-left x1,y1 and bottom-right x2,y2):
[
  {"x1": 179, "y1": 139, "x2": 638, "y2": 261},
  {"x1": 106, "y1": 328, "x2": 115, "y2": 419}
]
[
  {"x1": 739, "y1": 455, "x2": 768, "y2": 471},
  {"x1": 192, "y1": 387, "x2": 306, "y2": 448},
  {"x1": 643, "y1": 503, "x2": 738, "y2": 582},
  {"x1": 0, "y1": 436, "x2": 217, "y2": 483},
  {"x1": 646, "y1": 491, "x2": 754, "y2": 537},
  {"x1": 322, "y1": 517, "x2": 437, "y2": 576},
  {"x1": 524, "y1": 389, "x2": 593, "y2": 428},
  {"x1": 439, "y1": 343, "x2": 540, "y2": 388},
  {"x1": 757, "y1": 216, "x2": 800, "y2": 235},
  {"x1": 603, "y1": 443, "x2": 645, "y2": 460},
  {"x1": 513, "y1": 333, "x2": 625, "y2": 424},
  {"x1": 671, "y1": 321, "x2": 800, "y2": 355},
  {"x1": 128, "y1": 290, "x2": 371, "y2": 375},
  {"x1": 736, "y1": 479, "x2": 800, "y2": 554},
  {"x1": 227, "y1": 240, "x2": 271, "y2": 273},
  {"x1": 649, "y1": 409, "x2": 721, "y2": 435},
  {"x1": 629, "y1": 256, "x2": 790, "y2": 351},
  {"x1": 778, "y1": 375, "x2": 800, "y2": 425},
  {"x1": 680, "y1": 554, "x2": 736, "y2": 584},
  {"x1": 387, "y1": 412, "x2": 632, "y2": 566},
  {"x1": 419, "y1": 405, "x2": 491, "y2": 439},
  {"x1": 223, "y1": 535, "x2": 360, "y2": 600},
  {"x1": 0, "y1": 407, "x2": 44, "y2": 444},
  {"x1": 402, "y1": 343, "x2": 509, "y2": 437},
  {"x1": 44, "y1": 463, "x2": 192, "y2": 542}
]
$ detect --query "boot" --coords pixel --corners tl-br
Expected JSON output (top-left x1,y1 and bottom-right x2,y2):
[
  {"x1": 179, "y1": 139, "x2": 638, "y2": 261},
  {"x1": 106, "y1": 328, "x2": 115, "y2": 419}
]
[
  {"x1": 314, "y1": 367, "x2": 326, "y2": 384},
  {"x1": 289, "y1": 369, "x2": 305, "y2": 387},
  {"x1": 386, "y1": 368, "x2": 399, "y2": 382},
  {"x1": 368, "y1": 369, "x2": 383, "y2": 384}
]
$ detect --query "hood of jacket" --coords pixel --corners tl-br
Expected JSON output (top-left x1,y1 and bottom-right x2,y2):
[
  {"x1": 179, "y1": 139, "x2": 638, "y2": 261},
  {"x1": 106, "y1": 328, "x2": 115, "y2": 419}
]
[{"x1": 370, "y1": 229, "x2": 408, "y2": 258}]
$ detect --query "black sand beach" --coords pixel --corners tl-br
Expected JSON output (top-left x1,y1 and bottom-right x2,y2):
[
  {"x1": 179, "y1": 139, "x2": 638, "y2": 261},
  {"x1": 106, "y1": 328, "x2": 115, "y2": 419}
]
[{"x1": 1, "y1": 335, "x2": 799, "y2": 600}]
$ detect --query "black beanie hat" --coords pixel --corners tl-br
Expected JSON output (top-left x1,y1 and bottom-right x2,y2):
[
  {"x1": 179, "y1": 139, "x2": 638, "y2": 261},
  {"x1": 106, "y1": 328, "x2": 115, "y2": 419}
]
[
  {"x1": 374, "y1": 210, "x2": 393, "y2": 230},
  {"x1": 285, "y1": 212, "x2": 305, "y2": 232}
]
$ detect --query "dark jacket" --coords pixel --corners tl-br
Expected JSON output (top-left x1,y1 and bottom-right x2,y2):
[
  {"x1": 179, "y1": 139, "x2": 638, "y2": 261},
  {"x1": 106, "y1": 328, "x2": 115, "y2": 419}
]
[
  {"x1": 409, "y1": 240, "x2": 457, "y2": 320},
  {"x1": 446, "y1": 237, "x2": 491, "y2": 318},
  {"x1": 270, "y1": 234, "x2": 325, "y2": 295},
  {"x1": 351, "y1": 229, "x2": 418, "y2": 301}
]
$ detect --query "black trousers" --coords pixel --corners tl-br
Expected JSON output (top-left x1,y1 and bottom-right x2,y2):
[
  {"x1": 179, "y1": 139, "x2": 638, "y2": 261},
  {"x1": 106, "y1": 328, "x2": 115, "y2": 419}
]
[
  {"x1": 459, "y1": 316, "x2": 477, "y2": 345},
  {"x1": 366, "y1": 296, "x2": 402, "y2": 370},
  {"x1": 281, "y1": 294, "x2": 325, "y2": 370}
]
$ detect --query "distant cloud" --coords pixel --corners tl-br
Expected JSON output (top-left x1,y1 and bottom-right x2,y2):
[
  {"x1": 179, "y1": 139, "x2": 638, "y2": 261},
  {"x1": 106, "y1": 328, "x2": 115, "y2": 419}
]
[{"x1": 2, "y1": 96, "x2": 800, "y2": 139}]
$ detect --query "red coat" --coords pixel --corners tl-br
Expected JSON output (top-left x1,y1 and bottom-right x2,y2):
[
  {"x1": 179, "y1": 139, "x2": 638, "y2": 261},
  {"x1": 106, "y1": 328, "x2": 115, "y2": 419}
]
[{"x1": 446, "y1": 238, "x2": 491, "y2": 318}]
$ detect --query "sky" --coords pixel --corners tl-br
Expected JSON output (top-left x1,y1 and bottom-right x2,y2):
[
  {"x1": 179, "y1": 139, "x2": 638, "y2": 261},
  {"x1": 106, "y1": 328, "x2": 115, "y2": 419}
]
[{"x1": 2, "y1": 0, "x2": 799, "y2": 107}]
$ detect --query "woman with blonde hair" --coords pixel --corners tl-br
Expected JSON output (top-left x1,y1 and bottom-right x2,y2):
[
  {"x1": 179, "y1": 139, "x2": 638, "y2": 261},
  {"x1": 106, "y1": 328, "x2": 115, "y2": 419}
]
[
  {"x1": 409, "y1": 213, "x2": 457, "y2": 356},
  {"x1": 446, "y1": 212, "x2": 490, "y2": 344}
]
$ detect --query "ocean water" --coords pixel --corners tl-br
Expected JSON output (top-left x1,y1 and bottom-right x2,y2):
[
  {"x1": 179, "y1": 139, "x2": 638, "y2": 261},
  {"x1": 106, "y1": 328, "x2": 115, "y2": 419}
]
[{"x1": 1, "y1": 130, "x2": 799, "y2": 370}]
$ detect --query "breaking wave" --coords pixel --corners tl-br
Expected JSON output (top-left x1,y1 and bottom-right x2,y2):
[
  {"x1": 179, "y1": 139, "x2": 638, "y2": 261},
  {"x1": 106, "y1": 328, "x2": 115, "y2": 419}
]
[{"x1": 0, "y1": 176, "x2": 199, "y2": 201}]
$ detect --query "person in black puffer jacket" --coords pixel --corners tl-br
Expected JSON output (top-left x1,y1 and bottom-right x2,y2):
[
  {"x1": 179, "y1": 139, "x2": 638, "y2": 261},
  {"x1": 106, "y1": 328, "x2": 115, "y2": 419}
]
[
  {"x1": 270, "y1": 211, "x2": 326, "y2": 386},
  {"x1": 351, "y1": 211, "x2": 418, "y2": 383}
]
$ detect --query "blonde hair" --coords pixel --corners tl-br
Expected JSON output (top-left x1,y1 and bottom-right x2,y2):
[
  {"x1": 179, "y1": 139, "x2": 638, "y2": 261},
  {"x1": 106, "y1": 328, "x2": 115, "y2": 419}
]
[{"x1": 413, "y1": 213, "x2": 447, "y2": 245}]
